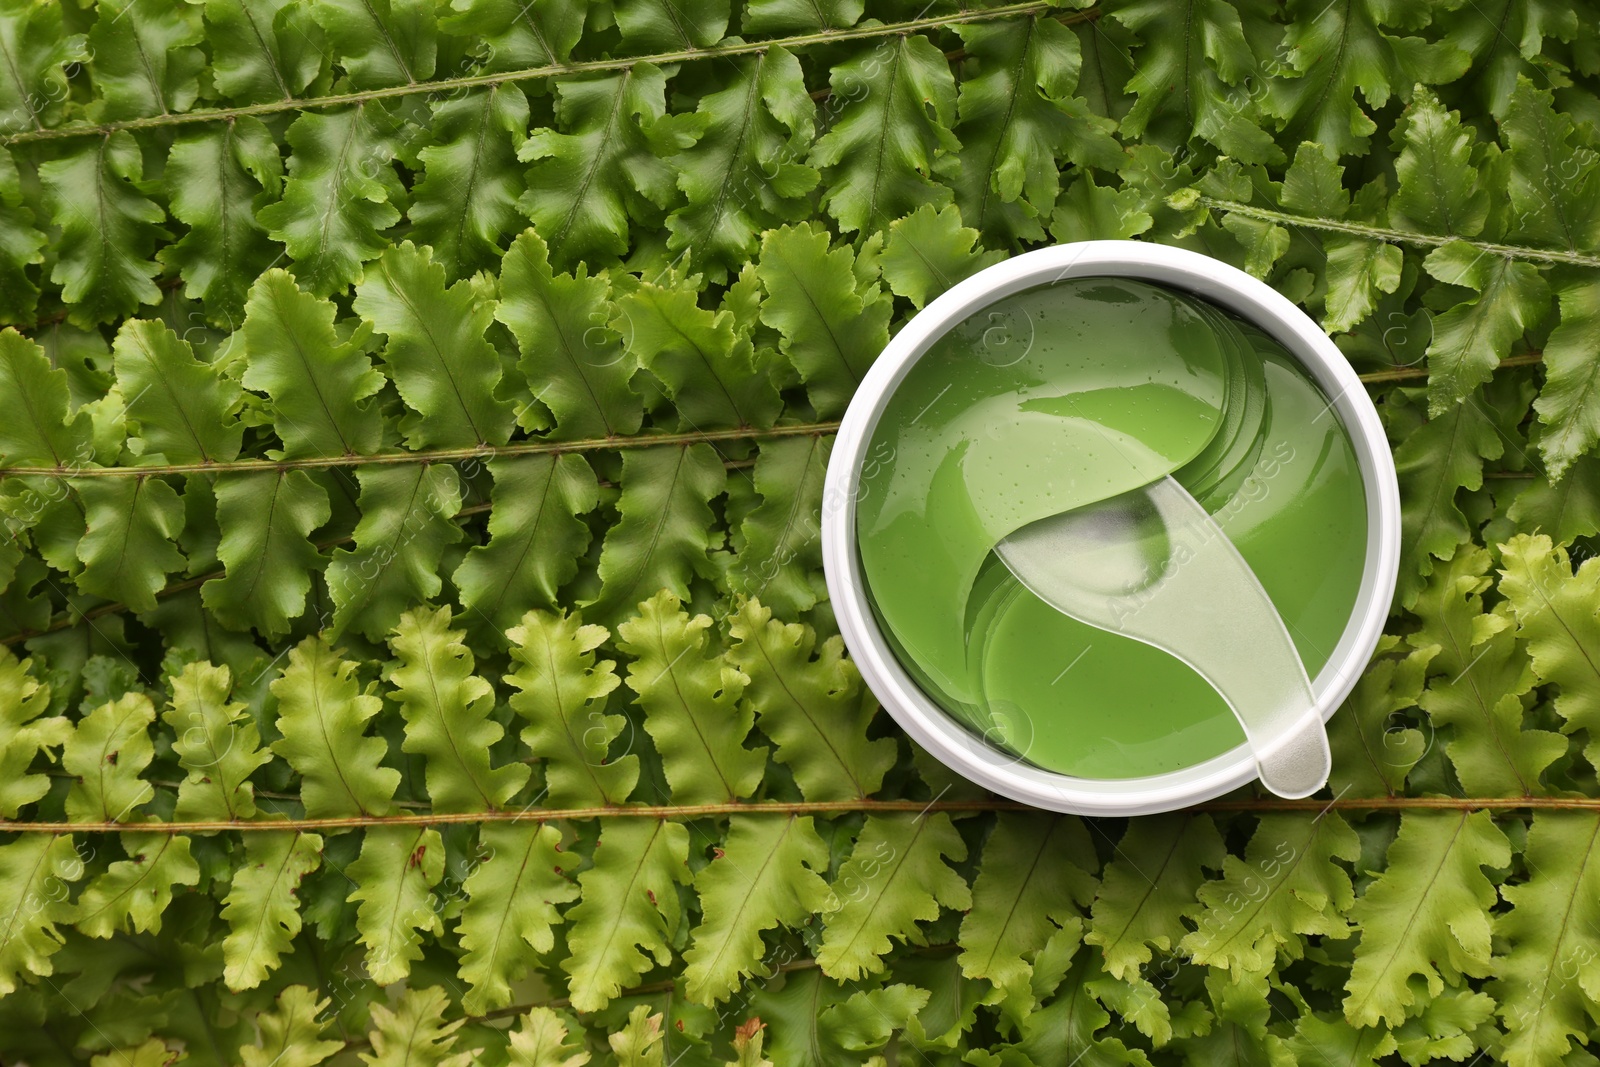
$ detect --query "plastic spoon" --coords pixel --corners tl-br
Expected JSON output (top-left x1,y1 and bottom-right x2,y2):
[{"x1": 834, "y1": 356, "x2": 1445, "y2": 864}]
[{"x1": 992, "y1": 475, "x2": 1331, "y2": 798}]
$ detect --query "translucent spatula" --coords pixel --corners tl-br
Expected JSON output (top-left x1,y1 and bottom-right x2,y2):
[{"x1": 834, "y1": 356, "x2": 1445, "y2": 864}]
[{"x1": 993, "y1": 475, "x2": 1331, "y2": 798}]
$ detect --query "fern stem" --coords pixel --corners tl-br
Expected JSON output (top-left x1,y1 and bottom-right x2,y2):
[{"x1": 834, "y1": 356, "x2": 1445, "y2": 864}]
[
  {"x1": 1357, "y1": 351, "x2": 1543, "y2": 384},
  {"x1": 9, "y1": 795, "x2": 1600, "y2": 833},
  {"x1": 1, "y1": 800, "x2": 1033, "y2": 833},
  {"x1": 1200, "y1": 795, "x2": 1598, "y2": 812},
  {"x1": 0, "y1": 341, "x2": 1553, "y2": 481},
  {"x1": 2, "y1": 3, "x2": 1093, "y2": 147},
  {"x1": 1201, "y1": 199, "x2": 1600, "y2": 270},
  {"x1": 0, "y1": 345, "x2": 1550, "y2": 481},
  {"x1": 0, "y1": 422, "x2": 838, "y2": 478}
]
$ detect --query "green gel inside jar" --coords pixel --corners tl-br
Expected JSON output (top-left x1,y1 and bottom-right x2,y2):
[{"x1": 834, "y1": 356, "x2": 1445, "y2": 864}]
[{"x1": 855, "y1": 277, "x2": 1367, "y2": 780}]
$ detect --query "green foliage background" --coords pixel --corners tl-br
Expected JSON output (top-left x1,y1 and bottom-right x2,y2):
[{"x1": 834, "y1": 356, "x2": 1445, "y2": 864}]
[{"x1": 2, "y1": 0, "x2": 1600, "y2": 1063}]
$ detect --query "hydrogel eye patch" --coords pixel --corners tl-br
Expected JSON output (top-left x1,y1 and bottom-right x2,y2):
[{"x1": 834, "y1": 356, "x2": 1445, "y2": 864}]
[{"x1": 854, "y1": 277, "x2": 1367, "y2": 788}]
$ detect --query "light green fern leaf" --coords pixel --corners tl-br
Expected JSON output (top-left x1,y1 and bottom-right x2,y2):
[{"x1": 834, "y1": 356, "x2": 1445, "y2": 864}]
[
  {"x1": 390, "y1": 606, "x2": 528, "y2": 811},
  {"x1": 809, "y1": 36, "x2": 959, "y2": 234},
  {"x1": 1181, "y1": 813, "x2": 1360, "y2": 973},
  {"x1": 741, "y1": 0, "x2": 859, "y2": 33},
  {"x1": 258, "y1": 103, "x2": 405, "y2": 297},
  {"x1": 664, "y1": 48, "x2": 818, "y2": 279},
  {"x1": 0, "y1": 647, "x2": 66, "y2": 819},
  {"x1": 1412, "y1": 547, "x2": 1563, "y2": 795},
  {"x1": 1533, "y1": 276, "x2": 1600, "y2": 480},
  {"x1": 269, "y1": 636, "x2": 399, "y2": 818},
  {"x1": 517, "y1": 66, "x2": 681, "y2": 265},
  {"x1": 440, "y1": 0, "x2": 584, "y2": 71},
  {"x1": 0, "y1": 834, "x2": 84, "y2": 995},
  {"x1": 0, "y1": 153, "x2": 46, "y2": 325},
  {"x1": 70, "y1": 832, "x2": 198, "y2": 937},
  {"x1": 203, "y1": 470, "x2": 332, "y2": 635},
  {"x1": 409, "y1": 85, "x2": 529, "y2": 281},
  {"x1": 507, "y1": 1005, "x2": 593, "y2": 1067},
  {"x1": 614, "y1": 278, "x2": 782, "y2": 431},
  {"x1": 360, "y1": 986, "x2": 479, "y2": 1067},
  {"x1": 1394, "y1": 393, "x2": 1503, "y2": 604},
  {"x1": 1328, "y1": 638, "x2": 1437, "y2": 797},
  {"x1": 1503, "y1": 77, "x2": 1600, "y2": 252},
  {"x1": 64, "y1": 693, "x2": 156, "y2": 824},
  {"x1": 221, "y1": 830, "x2": 324, "y2": 990},
  {"x1": 817, "y1": 813, "x2": 971, "y2": 982},
  {"x1": 1344, "y1": 810, "x2": 1510, "y2": 1027},
  {"x1": 562, "y1": 818, "x2": 691, "y2": 1012},
  {"x1": 1491, "y1": 811, "x2": 1600, "y2": 1067},
  {"x1": 0, "y1": 2, "x2": 82, "y2": 134},
  {"x1": 586, "y1": 444, "x2": 726, "y2": 627},
  {"x1": 203, "y1": 0, "x2": 325, "y2": 105},
  {"x1": 1498, "y1": 534, "x2": 1600, "y2": 769},
  {"x1": 959, "y1": 814, "x2": 1098, "y2": 996},
  {"x1": 0, "y1": 330, "x2": 92, "y2": 467},
  {"x1": 1263, "y1": 0, "x2": 1467, "y2": 158},
  {"x1": 755, "y1": 223, "x2": 888, "y2": 417},
  {"x1": 496, "y1": 228, "x2": 641, "y2": 439},
  {"x1": 726, "y1": 599, "x2": 894, "y2": 802},
  {"x1": 1085, "y1": 814, "x2": 1224, "y2": 980},
  {"x1": 458, "y1": 821, "x2": 580, "y2": 1014},
  {"x1": 1390, "y1": 87, "x2": 1488, "y2": 238},
  {"x1": 239, "y1": 268, "x2": 387, "y2": 460},
  {"x1": 952, "y1": 16, "x2": 1121, "y2": 244},
  {"x1": 88, "y1": 1040, "x2": 177, "y2": 1067},
  {"x1": 348, "y1": 825, "x2": 446, "y2": 985},
  {"x1": 683, "y1": 814, "x2": 831, "y2": 1004},
  {"x1": 504, "y1": 608, "x2": 637, "y2": 807},
  {"x1": 162, "y1": 119, "x2": 284, "y2": 326},
  {"x1": 239, "y1": 985, "x2": 344, "y2": 1067},
  {"x1": 162, "y1": 661, "x2": 271, "y2": 822},
  {"x1": 1115, "y1": 0, "x2": 1280, "y2": 162},
  {"x1": 86, "y1": 0, "x2": 203, "y2": 119},
  {"x1": 608, "y1": 1005, "x2": 665, "y2": 1067},
  {"x1": 73, "y1": 475, "x2": 187, "y2": 613},
  {"x1": 1423, "y1": 240, "x2": 1548, "y2": 415},
  {"x1": 617, "y1": 591, "x2": 765, "y2": 805},
  {"x1": 881, "y1": 204, "x2": 1005, "y2": 310},
  {"x1": 112, "y1": 318, "x2": 243, "y2": 464},
  {"x1": 39, "y1": 134, "x2": 166, "y2": 326},
  {"x1": 728, "y1": 436, "x2": 827, "y2": 617},
  {"x1": 311, "y1": 0, "x2": 436, "y2": 89}
]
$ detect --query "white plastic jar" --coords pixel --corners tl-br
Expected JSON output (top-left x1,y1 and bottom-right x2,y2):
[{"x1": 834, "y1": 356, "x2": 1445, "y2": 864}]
[{"x1": 821, "y1": 241, "x2": 1401, "y2": 816}]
